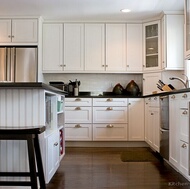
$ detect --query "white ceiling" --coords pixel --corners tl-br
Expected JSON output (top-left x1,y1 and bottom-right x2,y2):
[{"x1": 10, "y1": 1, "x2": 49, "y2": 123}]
[{"x1": 0, "y1": 0, "x2": 184, "y2": 21}]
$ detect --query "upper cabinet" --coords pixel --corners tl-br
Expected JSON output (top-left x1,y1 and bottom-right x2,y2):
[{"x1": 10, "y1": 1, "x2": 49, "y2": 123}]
[
  {"x1": 105, "y1": 24, "x2": 126, "y2": 71},
  {"x1": 64, "y1": 23, "x2": 84, "y2": 71},
  {"x1": 126, "y1": 24, "x2": 143, "y2": 72},
  {"x1": 84, "y1": 24, "x2": 105, "y2": 71},
  {"x1": 161, "y1": 14, "x2": 184, "y2": 70},
  {"x1": 0, "y1": 19, "x2": 38, "y2": 44},
  {"x1": 185, "y1": 0, "x2": 190, "y2": 59},
  {"x1": 143, "y1": 20, "x2": 161, "y2": 71}
]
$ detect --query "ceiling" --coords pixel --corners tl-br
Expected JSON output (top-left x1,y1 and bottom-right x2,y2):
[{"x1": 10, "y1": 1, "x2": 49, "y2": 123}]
[{"x1": 0, "y1": 0, "x2": 184, "y2": 21}]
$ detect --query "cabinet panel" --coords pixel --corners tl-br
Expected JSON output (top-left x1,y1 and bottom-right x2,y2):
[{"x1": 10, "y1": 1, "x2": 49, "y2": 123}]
[
  {"x1": 0, "y1": 19, "x2": 11, "y2": 42},
  {"x1": 65, "y1": 98, "x2": 92, "y2": 106},
  {"x1": 93, "y1": 123, "x2": 127, "y2": 141},
  {"x1": 84, "y1": 24, "x2": 105, "y2": 71},
  {"x1": 64, "y1": 23, "x2": 84, "y2": 71},
  {"x1": 65, "y1": 123, "x2": 92, "y2": 141},
  {"x1": 42, "y1": 23, "x2": 63, "y2": 71},
  {"x1": 65, "y1": 107, "x2": 92, "y2": 123},
  {"x1": 93, "y1": 107, "x2": 127, "y2": 123},
  {"x1": 93, "y1": 98, "x2": 128, "y2": 106},
  {"x1": 106, "y1": 24, "x2": 126, "y2": 71},
  {"x1": 180, "y1": 108, "x2": 189, "y2": 143}
]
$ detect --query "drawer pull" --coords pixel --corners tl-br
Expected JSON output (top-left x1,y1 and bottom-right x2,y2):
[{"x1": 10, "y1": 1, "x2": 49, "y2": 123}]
[
  {"x1": 154, "y1": 97, "x2": 157, "y2": 100},
  {"x1": 54, "y1": 142, "x2": 58, "y2": 146},
  {"x1": 107, "y1": 107, "x2": 113, "y2": 110},
  {"x1": 181, "y1": 143, "x2": 187, "y2": 148},
  {"x1": 171, "y1": 95, "x2": 175, "y2": 99},
  {"x1": 75, "y1": 98, "x2": 81, "y2": 101},
  {"x1": 75, "y1": 107, "x2": 81, "y2": 110},
  {"x1": 106, "y1": 124, "x2": 114, "y2": 128},
  {"x1": 75, "y1": 124, "x2": 81, "y2": 128},
  {"x1": 106, "y1": 98, "x2": 113, "y2": 102},
  {"x1": 182, "y1": 110, "x2": 188, "y2": 115},
  {"x1": 182, "y1": 94, "x2": 187, "y2": 98},
  {"x1": 151, "y1": 113, "x2": 154, "y2": 115}
]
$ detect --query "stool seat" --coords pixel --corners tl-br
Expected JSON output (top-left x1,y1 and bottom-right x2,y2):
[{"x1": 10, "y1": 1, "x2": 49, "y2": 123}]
[{"x1": 0, "y1": 126, "x2": 46, "y2": 189}]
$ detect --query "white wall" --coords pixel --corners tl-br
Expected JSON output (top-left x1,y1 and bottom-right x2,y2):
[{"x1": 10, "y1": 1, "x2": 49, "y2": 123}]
[{"x1": 43, "y1": 73, "x2": 143, "y2": 93}]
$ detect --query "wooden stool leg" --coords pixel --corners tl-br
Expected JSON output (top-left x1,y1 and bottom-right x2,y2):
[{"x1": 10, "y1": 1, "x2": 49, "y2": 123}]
[
  {"x1": 27, "y1": 136, "x2": 38, "y2": 189},
  {"x1": 34, "y1": 135, "x2": 46, "y2": 189}
]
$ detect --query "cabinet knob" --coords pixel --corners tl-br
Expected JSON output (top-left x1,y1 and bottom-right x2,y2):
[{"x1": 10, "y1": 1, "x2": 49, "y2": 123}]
[
  {"x1": 75, "y1": 124, "x2": 81, "y2": 128},
  {"x1": 106, "y1": 124, "x2": 114, "y2": 128},
  {"x1": 54, "y1": 142, "x2": 58, "y2": 146},
  {"x1": 171, "y1": 95, "x2": 175, "y2": 99},
  {"x1": 154, "y1": 97, "x2": 157, "y2": 100},
  {"x1": 182, "y1": 110, "x2": 188, "y2": 115},
  {"x1": 106, "y1": 65, "x2": 108, "y2": 67},
  {"x1": 8, "y1": 35, "x2": 11, "y2": 38},
  {"x1": 75, "y1": 98, "x2": 81, "y2": 101},
  {"x1": 128, "y1": 103, "x2": 131, "y2": 105},
  {"x1": 181, "y1": 143, "x2": 187, "y2": 148},
  {"x1": 127, "y1": 65, "x2": 129, "y2": 67},
  {"x1": 12, "y1": 35, "x2": 14, "y2": 38},
  {"x1": 106, "y1": 98, "x2": 113, "y2": 102},
  {"x1": 182, "y1": 94, "x2": 187, "y2": 98},
  {"x1": 151, "y1": 113, "x2": 154, "y2": 115},
  {"x1": 102, "y1": 65, "x2": 105, "y2": 67}
]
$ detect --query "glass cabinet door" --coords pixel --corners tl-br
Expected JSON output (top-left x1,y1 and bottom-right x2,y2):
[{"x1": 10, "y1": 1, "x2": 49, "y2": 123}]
[{"x1": 144, "y1": 21, "x2": 160, "y2": 70}]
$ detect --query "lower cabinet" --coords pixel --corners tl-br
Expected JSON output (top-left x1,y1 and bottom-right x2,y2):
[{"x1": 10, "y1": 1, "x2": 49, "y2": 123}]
[{"x1": 45, "y1": 130, "x2": 60, "y2": 183}]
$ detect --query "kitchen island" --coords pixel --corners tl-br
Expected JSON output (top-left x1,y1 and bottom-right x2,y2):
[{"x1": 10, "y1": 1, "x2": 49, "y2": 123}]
[{"x1": 0, "y1": 82, "x2": 67, "y2": 187}]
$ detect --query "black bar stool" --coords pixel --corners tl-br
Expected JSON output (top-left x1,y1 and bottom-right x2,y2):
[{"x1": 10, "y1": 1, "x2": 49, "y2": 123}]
[{"x1": 0, "y1": 126, "x2": 46, "y2": 189}]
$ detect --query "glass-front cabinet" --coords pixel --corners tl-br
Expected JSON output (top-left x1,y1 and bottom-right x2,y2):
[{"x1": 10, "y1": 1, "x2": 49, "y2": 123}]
[
  {"x1": 143, "y1": 21, "x2": 161, "y2": 71},
  {"x1": 185, "y1": 0, "x2": 190, "y2": 59}
]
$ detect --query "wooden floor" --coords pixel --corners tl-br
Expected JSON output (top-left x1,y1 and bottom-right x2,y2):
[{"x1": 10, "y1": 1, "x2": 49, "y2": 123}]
[{"x1": 46, "y1": 147, "x2": 190, "y2": 189}]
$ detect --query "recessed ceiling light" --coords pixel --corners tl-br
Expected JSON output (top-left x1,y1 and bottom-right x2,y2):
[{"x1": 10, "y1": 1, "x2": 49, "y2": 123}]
[{"x1": 120, "y1": 9, "x2": 131, "y2": 13}]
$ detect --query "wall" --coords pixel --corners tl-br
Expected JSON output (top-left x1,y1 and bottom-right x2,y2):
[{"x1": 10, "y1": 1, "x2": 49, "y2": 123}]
[{"x1": 43, "y1": 73, "x2": 143, "y2": 93}]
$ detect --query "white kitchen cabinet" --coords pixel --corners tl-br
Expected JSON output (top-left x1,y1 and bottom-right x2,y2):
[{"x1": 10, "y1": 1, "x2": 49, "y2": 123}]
[
  {"x1": 144, "y1": 97, "x2": 160, "y2": 152},
  {"x1": 46, "y1": 130, "x2": 60, "y2": 183},
  {"x1": 126, "y1": 24, "x2": 143, "y2": 72},
  {"x1": 128, "y1": 98, "x2": 144, "y2": 141},
  {"x1": 42, "y1": 23, "x2": 63, "y2": 71},
  {"x1": 161, "y1": 14, "x2": 184, "y2": 70},
  {"x1": 0, "y1": 18, "x2": 38, "y2": 43},
  {"x1": 65, "y1": 98, "x2": 93, "y2": 141},
  {"x1": 143, "y1": 72, "x2": 162, "y2": 95},
  {"x1": 105, "y1": 24, "x2": 126, "y2": 71},
  {"x1": 84, "y1": 24, "x2": 105, "y2": 71},
  {"x1": 185, "y1": 0, "x2": 190, "y2": 59},
  {"x1": 169, "y1": 94, "x2": 180, "y2": 169},
  {"x1": 143, "y1": 20, "x2": 161, "y2": 71},
  {"x1": 64, "y1": 23, "x2": 84, "y2": 71}
]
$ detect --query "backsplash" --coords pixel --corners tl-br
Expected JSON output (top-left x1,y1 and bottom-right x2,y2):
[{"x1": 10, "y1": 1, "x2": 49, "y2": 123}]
[{"x1": 43, "y1": 73, "x2": 143, "y2": 92}]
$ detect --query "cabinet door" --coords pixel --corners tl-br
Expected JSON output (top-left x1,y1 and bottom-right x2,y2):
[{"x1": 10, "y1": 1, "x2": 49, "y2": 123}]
[
  {"x1": 0, "y1": 19, "x2": 11, "y2": 42},
  {"x1": 128, "y1": 98, "x2": 144, "y2": 141},
  {"x1": 64, "y1": 23, "x2": 84, "y2": 71},
  {"x1": 143, "y1": 21, "x2": 161, "y2": 71},
  {"x1": 169, "y1": 94, "x2": 180, "y2": 169},
  {"x1": 126, "y1": 24, "x2": 143, "y2": 72},
  {"x1": 12, "y1": 19, "x2": 38, "y2": 43},
  {"x1": 106, "y1": 24, "x2": 126, "y2": 71},
  {"x1": 42, "y1": 24, "x2": 63, "y2": 71},
  {"x1": 143, "y1": 72, "x2": 162, "y2": 95},
  {"x1": 84, "y1": 24, "x2": 105, "y2": 71},
  {"x1": 162, "y1": 15, "x2": 184, "y2": 70},
  {"x1": 46, "y1": 131, "x2": 60, "y2": 183}
]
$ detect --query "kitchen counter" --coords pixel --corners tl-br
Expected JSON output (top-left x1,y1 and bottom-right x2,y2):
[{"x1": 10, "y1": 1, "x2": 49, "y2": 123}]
[{"x1": 0, "y1": 82, "x2": 68, "y2": 95}]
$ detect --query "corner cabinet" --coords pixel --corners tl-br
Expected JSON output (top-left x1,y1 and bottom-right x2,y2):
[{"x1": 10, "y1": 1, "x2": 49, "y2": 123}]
[
  {"x1": 0, "y1": 18, "x2": 38, "y2": 43},
  {"x1": 143, "y1": 20, "x2": 161, "y2": 71}
]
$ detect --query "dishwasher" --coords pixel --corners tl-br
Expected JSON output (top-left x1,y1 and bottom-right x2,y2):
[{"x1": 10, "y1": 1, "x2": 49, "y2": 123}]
[{"x1": 159, "y1": 95, "x2": 169, "y2": 160}]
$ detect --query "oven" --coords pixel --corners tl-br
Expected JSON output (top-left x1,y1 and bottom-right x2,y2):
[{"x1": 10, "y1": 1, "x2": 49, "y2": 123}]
[{"x1": 160, "y1": 95, "x2": 169, "y2": 160}]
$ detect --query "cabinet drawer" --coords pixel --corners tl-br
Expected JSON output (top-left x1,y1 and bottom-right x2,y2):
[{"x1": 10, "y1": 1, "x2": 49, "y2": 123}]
[
  {"x1": 65, "y1": 98, "x2": 92, "y2": 106},
  {"x1": 65, "y1": 123, "x2": 92, "y2": 141},
  {"x1": 180, "y1": 108, "x2": 189, "y2": 143},
  {"x1": 93, "y1": 98, "x2": 128, "y2": 106},
  {"x1": 93, "y1": 123, "x2": 127, "y2": 141},
  {"x1": 93, "y1": 107, "x2": 127, "y2": 123},
  {"x1": 65, "y1": 107, "x2": 92, "y2": 123}
]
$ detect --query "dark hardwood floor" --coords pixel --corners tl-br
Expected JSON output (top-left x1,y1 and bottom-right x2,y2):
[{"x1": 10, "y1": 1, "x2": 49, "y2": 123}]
[{"x1": 46, "y1": 147, "x2": 190, "y2": 189}]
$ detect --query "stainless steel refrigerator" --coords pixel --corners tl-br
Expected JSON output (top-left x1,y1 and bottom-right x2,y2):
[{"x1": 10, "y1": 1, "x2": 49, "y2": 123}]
[{"x1": 0, "y1": 47, "x2": 37, "y2": 82}]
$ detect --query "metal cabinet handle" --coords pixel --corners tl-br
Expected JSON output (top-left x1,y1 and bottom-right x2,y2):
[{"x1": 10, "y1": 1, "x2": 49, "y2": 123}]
[
  {"x1": 171, "y1": 95, "x2": 175, "y2": 99},
  {"x1": 182, "y1": 94, "x2": 187, "y2": 98},
  {"x1": 106, "y1": 98, "x2": 113, "y2": 102},
  {"x1": 151, "y1": 113, "x2": 154, "y2": 115},
  {"x1": 8, "y1": 35, "x2": 11, "y2": 38},
  {"x1": 75, "y1": 107, "x2": 81, "y2": 110},
  {"x1": 181, "y1": 143, "x2": 187, "y2": 148},
  {"x1": 54, "y1": 142, "x2": 58, "y2": 146},
  {"x1": 12, "y1": 35, "x2": 14, "y2": 38},
  {"x1": 75, "y1": 124, "x2": 81, "y2": 128},
  {"x1": 154, "y1": 97, "x2": 157, "y2": 100},
  {"x1": 128, "y1": 103, "x2": 131, "y2": 105},
  {"x1": 182, "y1": 110, "x2": 188, "y2": 115},
  {"x1": 107, "y1": 107, "x2": 113, "y2": 110},
  {"x1": 75, "y1": 98, "x2": 81, "y2": 101},
  {"x1": 106, "y1": 124, "x2": 114, "y2": 128}
]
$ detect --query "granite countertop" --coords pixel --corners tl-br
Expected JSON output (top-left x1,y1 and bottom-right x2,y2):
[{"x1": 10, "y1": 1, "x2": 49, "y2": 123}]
[{"x1": 0, "y1": 82, "x2": 68, "y2": 95}]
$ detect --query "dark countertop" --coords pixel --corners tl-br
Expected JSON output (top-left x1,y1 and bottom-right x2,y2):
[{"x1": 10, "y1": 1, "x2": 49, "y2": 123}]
[{"x1": 0, "y1": 82, "x2": 68, "y2": 95}]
